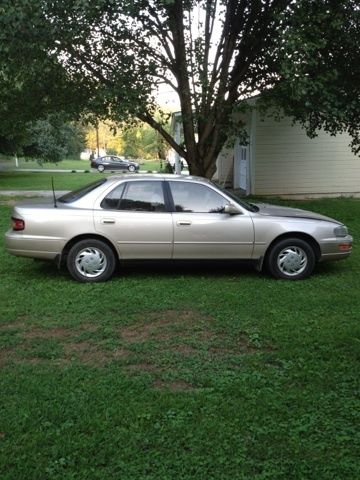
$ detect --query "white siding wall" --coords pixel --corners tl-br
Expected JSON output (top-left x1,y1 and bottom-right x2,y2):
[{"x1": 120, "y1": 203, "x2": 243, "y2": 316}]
[{"x1": 254, "y1": 115, "x2": 360, "y2": 196}]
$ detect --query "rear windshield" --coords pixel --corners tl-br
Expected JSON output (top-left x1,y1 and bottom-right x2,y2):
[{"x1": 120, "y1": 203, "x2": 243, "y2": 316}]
[{"x1": 58, "y1": 179, "x2": 107, "y2": 204}]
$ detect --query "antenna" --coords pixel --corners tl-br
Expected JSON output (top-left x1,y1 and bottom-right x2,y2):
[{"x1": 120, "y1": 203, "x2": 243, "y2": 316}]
[{"x1": 51, "y1": 177, "x2": 57, "y2": 208}]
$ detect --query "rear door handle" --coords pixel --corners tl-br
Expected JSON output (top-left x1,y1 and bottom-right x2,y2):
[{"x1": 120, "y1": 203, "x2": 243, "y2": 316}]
[
  {"x1": 101, "y1": 218, "x2": 115, "y2": 224},
  {"x1": 177, "y1": 221, "x2": 192, "y2": 226}
]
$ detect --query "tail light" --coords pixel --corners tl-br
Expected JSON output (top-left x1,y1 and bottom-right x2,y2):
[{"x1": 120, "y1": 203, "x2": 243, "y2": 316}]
[{"x1": 12, "y1": 217, "x2": 25, "y2": 231}]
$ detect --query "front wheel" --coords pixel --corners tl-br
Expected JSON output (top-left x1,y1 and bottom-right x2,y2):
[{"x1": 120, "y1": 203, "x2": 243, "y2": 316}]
[
  {"x1": 66, "y1": 239, "x2": 116, "y2": 282},
  {"x1": 128, "y1": 164, "x2": 136, "y2": 172},
  {"x1": 266, "y1": 238, "x2": 316, "y2": 280},
  {"x1": 97, "y1": 164, "x2": 105, "y2": 172}
]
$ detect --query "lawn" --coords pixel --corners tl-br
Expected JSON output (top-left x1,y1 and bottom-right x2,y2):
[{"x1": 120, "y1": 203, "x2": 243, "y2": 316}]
[
  {"x1": 1, "y1": 156, "x2": 162, "y2": 172},
  {"x1": 0, "y1": 171, "x2": 107, "y2": 191},
  {"x1": 0, "y1": 169, "x2": 163, "y2": 192},
  {"x1": 0, "y1": 196, "x2": 360, "y2": 479}
]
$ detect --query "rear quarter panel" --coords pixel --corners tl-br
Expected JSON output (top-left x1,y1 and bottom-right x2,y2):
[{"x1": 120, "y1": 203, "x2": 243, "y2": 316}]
[{"x1": 6, "y1": 205, "x2": 97, "y2": 259}]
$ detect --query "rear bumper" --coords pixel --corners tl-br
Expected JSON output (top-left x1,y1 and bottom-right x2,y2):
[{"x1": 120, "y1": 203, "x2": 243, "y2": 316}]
[{"x1": 5, "y1": 230, "x2": 63, "y2": 260}]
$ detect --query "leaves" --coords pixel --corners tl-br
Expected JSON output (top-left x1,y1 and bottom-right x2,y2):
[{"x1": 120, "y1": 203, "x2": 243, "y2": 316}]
[
  {"x1": 0, "y1": 0, "x2": 359, "y2": 177},
  {"x1": 261, "y1": 0, "x2": 360, "y2": 154}
]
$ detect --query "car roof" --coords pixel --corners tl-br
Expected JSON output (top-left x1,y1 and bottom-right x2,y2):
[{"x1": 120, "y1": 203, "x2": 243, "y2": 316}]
[{"x1": 104, "y1": 174, "x2": 211, "y2": 184}]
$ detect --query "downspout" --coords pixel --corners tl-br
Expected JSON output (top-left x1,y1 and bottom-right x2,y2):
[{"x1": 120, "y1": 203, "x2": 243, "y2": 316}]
[{"x1": 249, "y1": 105, "x2": 257, "y2": 195}]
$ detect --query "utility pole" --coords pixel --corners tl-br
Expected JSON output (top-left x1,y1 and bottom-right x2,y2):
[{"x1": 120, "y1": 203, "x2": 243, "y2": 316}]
[
  {"x1": 174, "y1": 121, "x2": 182, "y2": 175},
  {"x1": 96, "y1": 124, "x2": 100, "y2": 157}
]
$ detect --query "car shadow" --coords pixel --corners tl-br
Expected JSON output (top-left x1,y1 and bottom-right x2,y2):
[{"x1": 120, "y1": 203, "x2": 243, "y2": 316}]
[
  {"x1": 117, "y1": 260, "x2": 259, "y2": 278},
  {"x1": 27, "y1": 258, "x2": 347, "y2": 282}
]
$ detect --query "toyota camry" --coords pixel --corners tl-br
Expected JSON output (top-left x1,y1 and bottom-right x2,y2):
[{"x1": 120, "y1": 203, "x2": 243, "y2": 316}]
[{"x1": 5, "y1": 175, "x2": 353, "y2": 282}]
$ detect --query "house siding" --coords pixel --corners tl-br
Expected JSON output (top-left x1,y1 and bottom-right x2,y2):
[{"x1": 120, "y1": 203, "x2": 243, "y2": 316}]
[{"x1": 253, "y1": 115, "x2": 360, "y2": 196}]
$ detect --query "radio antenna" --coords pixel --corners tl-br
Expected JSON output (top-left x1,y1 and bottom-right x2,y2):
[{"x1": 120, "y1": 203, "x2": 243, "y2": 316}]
[{"x1": 51, "y1": 177, "x2": 57, "y2": 208}]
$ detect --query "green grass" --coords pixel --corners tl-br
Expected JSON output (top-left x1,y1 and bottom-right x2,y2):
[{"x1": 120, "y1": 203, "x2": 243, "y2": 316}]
[
  {"x1": 0, "y1": 197, "x2": 360, "y2": 479},
  {"x1": 0, "y1": 171, "x2": 106, "y2": 190},
  {"x1": 0, "y1": 165, "x2": 163, "y2": 192},
  {"x1": 1, "y1": 156, "x2": 162, "y2": 172},
  {"x1": 1, "y1": 156, "x2": 89, "y2": 170}
]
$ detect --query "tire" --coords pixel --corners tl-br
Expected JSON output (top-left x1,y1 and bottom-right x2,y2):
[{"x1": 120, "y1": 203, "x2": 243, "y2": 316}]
[
  {"x1": 128, "y1": 165, "x2": 136, "y2": 172},
  {"x1": 66, "y1": 239, "x2": 116, "y2": 282},
  {"x1": 97, "y1": 164, "x2": 105, "y2": 172},
  {"x1": 266, "y1": 238, "x2": 316, "y2": 280}
]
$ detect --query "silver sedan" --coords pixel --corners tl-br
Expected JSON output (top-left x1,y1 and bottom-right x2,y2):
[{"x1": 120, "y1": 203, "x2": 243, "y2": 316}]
[{"x1": 5, "y1": 175, "x2": 353, "y2": 282}]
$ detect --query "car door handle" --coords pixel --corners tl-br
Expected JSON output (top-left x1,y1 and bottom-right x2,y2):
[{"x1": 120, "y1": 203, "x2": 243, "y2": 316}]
[
  {"x1": 101, "y1": 218, "x2": 115, "y2": 224},
  {"x1": 177, "y1": 221, "x2": 192, "y2": 226}
]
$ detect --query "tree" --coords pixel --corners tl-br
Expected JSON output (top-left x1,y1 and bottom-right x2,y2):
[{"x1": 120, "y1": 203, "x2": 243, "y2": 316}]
[
  {"x1": 260, "y1": 0, "x2": 360, "y2": 154},
  {"x1": 121, "y1": 120, "x2": 170, "y2": 160},
  {"x1": 0, "y1": 115, "x2": 86, "y2": 163},
  {"x1": 85, "y1": 122, "x2": 124, "y2": 156},
  {"x1": 0, "y1": 1, "x2": 359, "y2": 178}
]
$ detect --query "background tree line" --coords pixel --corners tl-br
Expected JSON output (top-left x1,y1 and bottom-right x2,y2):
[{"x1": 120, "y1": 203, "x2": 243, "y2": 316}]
[
  {"x1": 0, "y1": 115, "x2": 170, "y2": 164},
  {"x1": 0, "y1": 0, "x2": 358, "y2": 176}
]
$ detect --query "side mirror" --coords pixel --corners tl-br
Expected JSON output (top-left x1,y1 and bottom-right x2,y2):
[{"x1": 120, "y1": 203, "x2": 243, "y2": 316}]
[{"x1": 223, "y1": 203, "x2": 242, "y2": 215}]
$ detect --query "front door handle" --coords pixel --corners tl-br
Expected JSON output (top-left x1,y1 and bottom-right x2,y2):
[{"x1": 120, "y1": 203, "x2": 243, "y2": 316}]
[{"x1": 101, "y1": 218, "x2": 115, "y2": 224}]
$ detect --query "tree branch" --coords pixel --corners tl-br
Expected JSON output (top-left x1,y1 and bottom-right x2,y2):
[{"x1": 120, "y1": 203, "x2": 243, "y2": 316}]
[{"x1": 138, "y1": 111, "x2": 187, "y2": 160}]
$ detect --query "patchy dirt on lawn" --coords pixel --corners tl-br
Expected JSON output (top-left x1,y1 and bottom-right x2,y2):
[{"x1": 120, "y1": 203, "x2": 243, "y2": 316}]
[
  {"x1": 118, "y1": 309, "x2": 213, "y2": 343},
  {"x1": 23, "y1": 327, "x2": 75, "y2": 340},
  {"x1": 0, "y1": 309, "x2": 266, "y2": 390},
  {"x1": 63, "y1": 342, "x2": 130, "y2": 367}
]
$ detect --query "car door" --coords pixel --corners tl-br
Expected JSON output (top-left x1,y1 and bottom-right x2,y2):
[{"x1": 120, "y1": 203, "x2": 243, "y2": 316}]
[
  {"x1": 168, "y1": 180, "x2": 254, "y2": 259},
  {"x1": 102, "y1": 156, "x2": 111, "y2": 166},
  {"x1": 111, "y1": 156, "x2": 124, "y2": 170},
  {"x1": 94, "y1": 180, "x2": 173, "y2": 259}
]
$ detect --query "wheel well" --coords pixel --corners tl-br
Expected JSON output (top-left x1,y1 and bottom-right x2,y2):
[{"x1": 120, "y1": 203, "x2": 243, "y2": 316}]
[
  {"x1": 264, "y1": 232, "x2": 321, "y2": 266},
  {"x1": 60, "y1": 234, "x2": 119, "y2": 266}
]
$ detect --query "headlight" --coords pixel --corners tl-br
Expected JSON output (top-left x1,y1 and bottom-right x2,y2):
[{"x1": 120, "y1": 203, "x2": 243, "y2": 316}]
[{"x1": 334, "y1": 225, "x2": 348, "y2": 237}]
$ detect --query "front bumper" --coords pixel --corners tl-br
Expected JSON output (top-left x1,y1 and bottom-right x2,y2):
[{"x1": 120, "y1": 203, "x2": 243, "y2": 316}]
[{"x1": 319, "y1": 234, "x2": 353, "y2": 262}]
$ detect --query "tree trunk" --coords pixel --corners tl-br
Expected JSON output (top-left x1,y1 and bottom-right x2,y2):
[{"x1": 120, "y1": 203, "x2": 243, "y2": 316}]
[{"x1": 187, "y1": 154, "x2": 218, "y2": 179}]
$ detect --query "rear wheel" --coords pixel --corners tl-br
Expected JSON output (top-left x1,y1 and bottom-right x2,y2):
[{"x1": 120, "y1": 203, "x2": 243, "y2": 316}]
[
  {"x1": 266, "y1": 238, "x2": 316, "y2": 280},
  {"x1": 97, "y1": 164, "x2": 105, "y2": 172},
  {"x1": 67, "y1": 239, "x2": 116, "y2": 282}
]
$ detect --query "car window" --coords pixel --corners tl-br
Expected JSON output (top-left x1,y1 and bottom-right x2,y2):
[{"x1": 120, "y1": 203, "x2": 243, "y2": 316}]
[
  {"x1": 101, "y1": 182, "x2": 126, "y2": 209},
  {"x1": 101, "y1": 181, "x2": 165, "y2": 212},
  {"x1": 169, "y1": 181, "x2": 227, "y2": 213},
  {"x1": 58, "y1": 179, "x2": 108, "y2": 204}
]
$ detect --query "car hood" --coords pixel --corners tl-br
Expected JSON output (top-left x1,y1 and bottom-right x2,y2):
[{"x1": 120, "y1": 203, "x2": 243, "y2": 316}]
[{"x1": 253, "y1": 203, "x2": 341, "y2": 224}]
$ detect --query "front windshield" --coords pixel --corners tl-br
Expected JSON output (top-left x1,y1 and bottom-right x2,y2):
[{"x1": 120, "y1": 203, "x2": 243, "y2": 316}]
[
  {"x1": 216, "y1": 184, "x2": 258, "y2": 212},
  {"x1": 58, "y1": 179, "x2": 107, "y2": 204}
]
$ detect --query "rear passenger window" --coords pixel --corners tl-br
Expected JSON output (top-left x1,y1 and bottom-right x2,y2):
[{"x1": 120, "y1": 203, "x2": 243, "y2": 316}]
[
  {"x1": 101, "y1": 181, "x2": 166, "y2": 212},
  {"x1": 101, "y1": 183, "x2": 126, "y2": 210}
]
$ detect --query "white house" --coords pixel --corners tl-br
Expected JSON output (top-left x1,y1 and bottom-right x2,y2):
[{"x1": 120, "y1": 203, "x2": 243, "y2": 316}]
[{"x1": 214, "y1": 107, "x2": 360, "y2": 198}]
